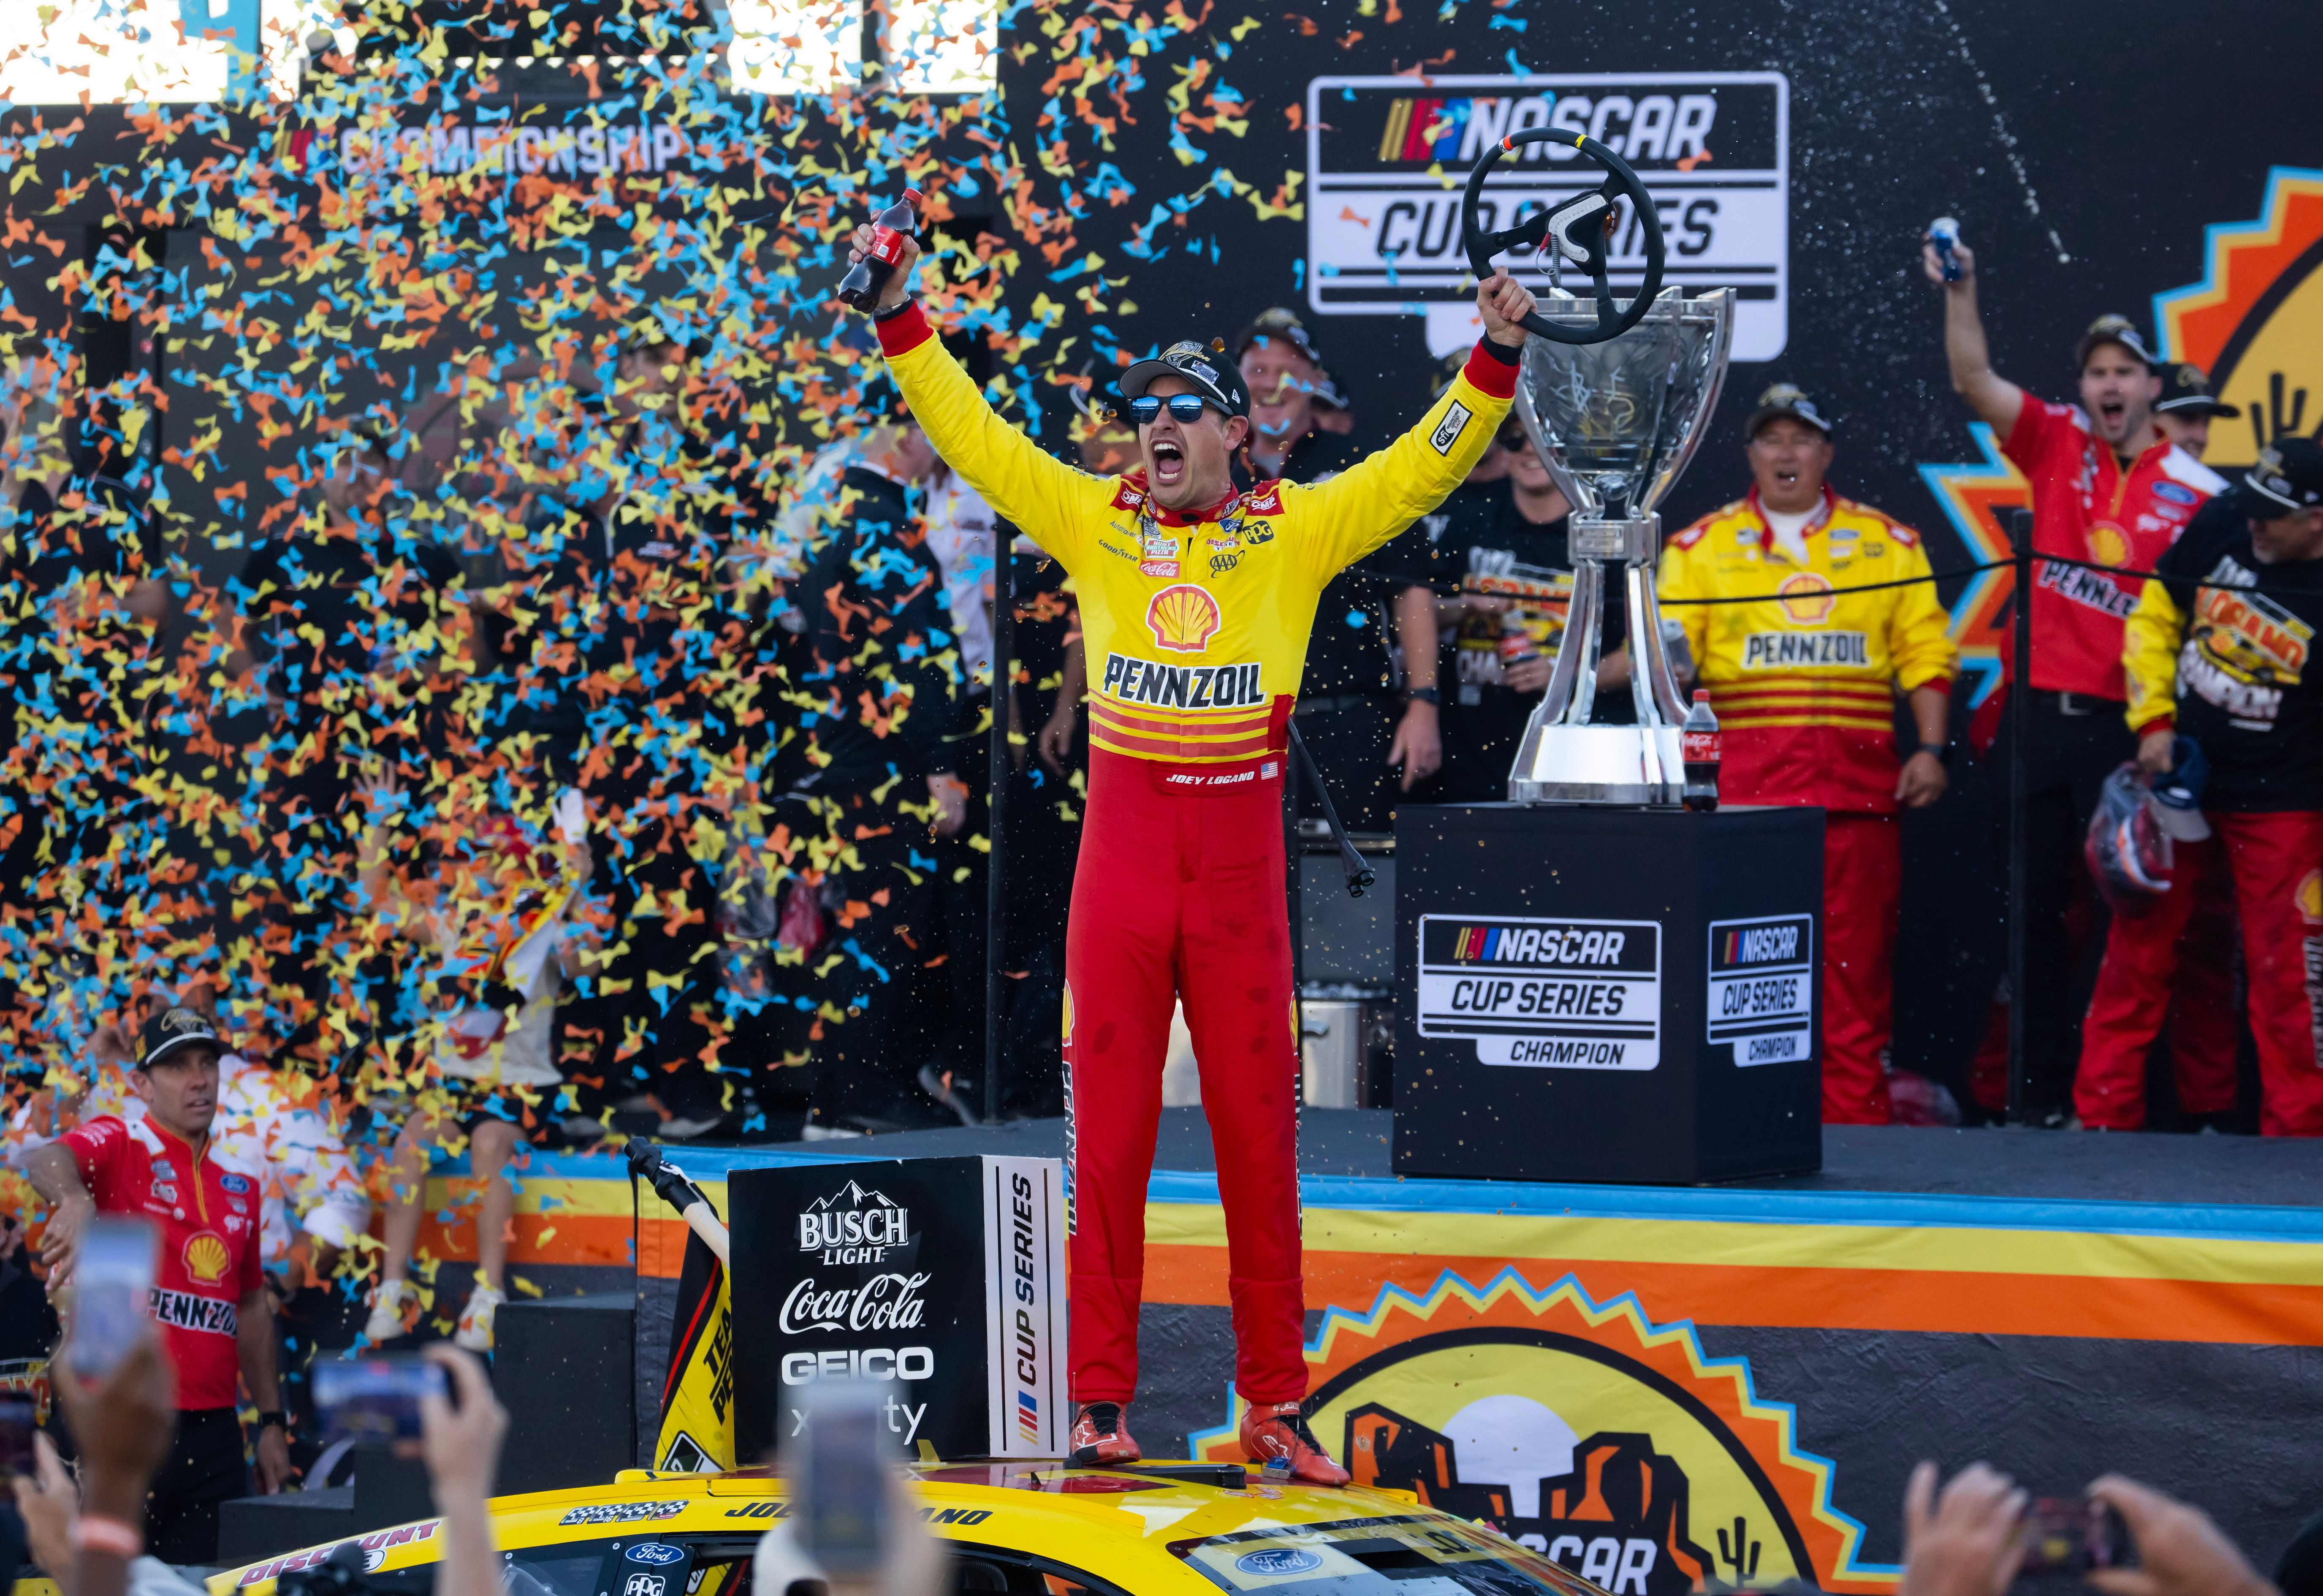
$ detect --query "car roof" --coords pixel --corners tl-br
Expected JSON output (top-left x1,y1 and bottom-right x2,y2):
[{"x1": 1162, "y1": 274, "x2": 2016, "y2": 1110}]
[{"x1": 209, "y1": 1462, "x2": 1466, "y2": 1596}]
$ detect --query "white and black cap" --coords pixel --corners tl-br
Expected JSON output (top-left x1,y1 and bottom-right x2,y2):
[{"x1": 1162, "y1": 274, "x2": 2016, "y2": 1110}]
[
  {"x1": 2242, "y1": 437, "x2": 2323, "y2": 512},
  {"x1": 1118, "y1": 340, "x2": 1250, "y2": 419},
  {"x1": 2075, "y1": 315, "x2": 2161, "y2": 371}
]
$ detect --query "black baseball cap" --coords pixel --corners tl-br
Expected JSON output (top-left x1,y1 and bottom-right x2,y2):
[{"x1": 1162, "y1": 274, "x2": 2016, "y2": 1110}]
[
  {"x1": 2157, "y1": 363, "x2": 2241, "y2": 419},
  {"x1": 2075, "y1": 315, "x2": 2161, "y2": 371},
  {"x1": 2242, "y1": 437, "x2": 2323, "y2": 514},
  {"x1": 1233, "y1": 307, "x2": 1326, "y2": 369},
  {"x1": 140, "y1": 1005, "x2": 220, "y2": 1072},
  {"x1": 1745, "y1": 383, "x2": 1834, "y2": 439},
  {"x1": 1118, "y1": 339, "x2": 1250, "y2": 419}
]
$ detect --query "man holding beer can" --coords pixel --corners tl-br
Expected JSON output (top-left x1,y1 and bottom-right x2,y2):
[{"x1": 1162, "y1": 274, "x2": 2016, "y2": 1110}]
[
  {"x1": 1654, "y1": 386, "x2": 1957, "y2": 1123},
  {"x1": 847, "y1": 217, "x2": 1533, "y2": 1483}
]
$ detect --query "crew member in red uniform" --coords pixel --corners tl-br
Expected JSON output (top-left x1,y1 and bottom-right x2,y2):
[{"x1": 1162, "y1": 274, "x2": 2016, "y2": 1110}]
[
  {"x1": 852, "y1": 223, "x2": 1531, "y2": 1483},
  {"x1": 1654, "y1": 387, "x2": 1957, "y2": 1122},
  {"x1": 2078, "y1": 440, "x2": 2323, "y2": 1134},
  {"x1": 1927, "y1": 236, "x2": 2226, "y2": 1121},
  {"x1": 30, "y1": 1006, "x2": 292, "y2": 1562}
]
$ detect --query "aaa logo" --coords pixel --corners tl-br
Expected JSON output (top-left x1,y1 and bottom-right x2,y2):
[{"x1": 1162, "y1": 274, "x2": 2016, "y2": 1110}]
[{"x1": 1147, "y1": 584, "x2": 1223, "y2": 653}]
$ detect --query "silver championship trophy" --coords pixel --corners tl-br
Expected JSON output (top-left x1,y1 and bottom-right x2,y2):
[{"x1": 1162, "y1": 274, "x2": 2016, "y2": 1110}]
[
  {"x1": 1455, "y1": 126, "x2": 1733, "y2": 803},
  {"x1": 1503, "y1": 286, "x2": 1734, "y2": 803}
]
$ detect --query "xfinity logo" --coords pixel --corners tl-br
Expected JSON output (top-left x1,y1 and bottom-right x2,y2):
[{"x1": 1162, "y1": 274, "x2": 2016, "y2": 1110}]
[{"x1": 798, "y1": 1180, "x2": 909, "y2": 1264}]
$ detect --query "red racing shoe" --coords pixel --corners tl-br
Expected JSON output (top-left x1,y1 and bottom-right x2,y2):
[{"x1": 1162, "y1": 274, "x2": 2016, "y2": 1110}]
[
  {"x1": 1240, "y1": 1401, "x2": 1351, "y2": 1486},
  {"x1": 1069, "y1": 1402, "x2": 1142, "y2": 1466}
]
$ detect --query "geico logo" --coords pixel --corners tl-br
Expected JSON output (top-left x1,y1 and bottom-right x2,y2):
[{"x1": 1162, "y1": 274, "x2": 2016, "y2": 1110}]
[
  {"x1": 779, "y1": 1346, "x2": 936, "y2": 1384},
  {"x1": 798, "y1": 1207, "x2": 908, "y2": 1252},
  {"x1": 1100, "y1": 653, "x2": 1264, "y2": 709},
  {"x1": 1740, "y1": 632, "x2": 1871, "y2": 668},
  {"x1": 779, "y1": 1272, "x2": 931, "y2": 1335}
]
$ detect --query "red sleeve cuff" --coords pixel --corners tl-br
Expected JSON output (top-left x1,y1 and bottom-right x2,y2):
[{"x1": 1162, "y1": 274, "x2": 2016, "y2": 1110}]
[
  {"x1": 2135, "y1": 717, "x2": 2174, "y2": 738},
  {"x1": 874, "y1": 301, "x2": 935, "y2": 358},
  {"x1": 1462, "y1": 339, "x2": 1520, "y2": 400}
]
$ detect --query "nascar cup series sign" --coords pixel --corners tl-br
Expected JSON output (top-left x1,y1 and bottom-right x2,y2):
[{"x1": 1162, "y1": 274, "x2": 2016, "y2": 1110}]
[
  {"x1": 1416, "y1": 915, "x2": 1662, "y2": 1069},
  {"x1": 1304, "y1": 74, "x2": 1790, "y2": 360},
  {"x1": 730, "y1": 1156, "x2": 1066, "y2": 1463}
]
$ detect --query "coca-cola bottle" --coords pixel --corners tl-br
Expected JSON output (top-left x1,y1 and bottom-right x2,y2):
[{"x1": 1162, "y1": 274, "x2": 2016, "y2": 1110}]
[
  {"x1": 1681, "y1": 689, "x2": 1721, "y2": 812},
  {"x1": 837, "y1": 187, "x2": 923, "y2": 312}
]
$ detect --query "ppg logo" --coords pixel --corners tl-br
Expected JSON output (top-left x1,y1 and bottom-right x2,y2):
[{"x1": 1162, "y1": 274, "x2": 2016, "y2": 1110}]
[
  {"x1": 624, "y1": 1546, "x2": 685, "y2": 1567},
  {"x1": 624, "y1": 1575, "x2": 667, "y2": 1596}
]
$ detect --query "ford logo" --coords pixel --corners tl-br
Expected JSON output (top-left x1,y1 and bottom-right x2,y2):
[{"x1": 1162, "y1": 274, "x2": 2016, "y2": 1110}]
[
  {"x1": 1234, "y1": 1549, "x2": 1322, "y2": 1577},
  {"x1": 625, "y1": 1544, "x2": 685, "y2": 1566}
]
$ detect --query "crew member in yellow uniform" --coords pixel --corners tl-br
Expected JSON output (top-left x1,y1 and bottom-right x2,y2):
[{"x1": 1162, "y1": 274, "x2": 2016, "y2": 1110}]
[
  {"x1": 1655, "y1": 387, "x2": 1957, "y2": 1124},
  {"x1": 852, "y1": 223, "x2": 1533, "y2": 1482}
]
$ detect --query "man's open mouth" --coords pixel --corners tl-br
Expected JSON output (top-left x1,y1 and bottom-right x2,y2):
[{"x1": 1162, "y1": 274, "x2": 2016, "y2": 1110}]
[
  {"x1": 2098, "y1": 399, "x2": 2127, "y2": 428},
  {"x1": 1152, "y1": 440, "x2": 1186, "y2": 483}
]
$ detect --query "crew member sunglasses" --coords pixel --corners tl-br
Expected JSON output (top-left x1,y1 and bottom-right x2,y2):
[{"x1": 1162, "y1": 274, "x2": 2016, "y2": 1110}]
[{"x1": 1126, "y1": 394, "x2": 1218, "y2": 426}]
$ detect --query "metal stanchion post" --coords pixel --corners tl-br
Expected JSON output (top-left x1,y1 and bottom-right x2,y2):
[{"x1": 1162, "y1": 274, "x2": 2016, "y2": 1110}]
[
  {"x1": 2006, "y1": 508, "x2": 2033, "y2": 1126},
  {"x1": 984, "y1": 535, "x2": 1015, "y2": 1125}
]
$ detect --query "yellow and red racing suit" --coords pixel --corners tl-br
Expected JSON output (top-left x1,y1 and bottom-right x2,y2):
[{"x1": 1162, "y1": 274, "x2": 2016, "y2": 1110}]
[
  {"x1": 1658, "y1": 486, "x2": 1956, "y2": 1124},
  {"x1": 877, "y1": 301, "x2": 1512, "y2": 1406}
]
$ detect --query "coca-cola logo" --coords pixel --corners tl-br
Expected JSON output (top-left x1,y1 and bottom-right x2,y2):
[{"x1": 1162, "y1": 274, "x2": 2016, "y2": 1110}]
[
  {"x1": 779, "y1": 1272, "x2": 933, "y2": 1335},
  {"x1": 797, "y1": 1180, "x2": 910, "y2": 1264}
]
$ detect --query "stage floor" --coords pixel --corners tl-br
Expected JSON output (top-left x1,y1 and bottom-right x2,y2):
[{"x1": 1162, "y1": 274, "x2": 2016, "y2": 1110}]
[{"x1": 764, "y1": 1107, "x2": 2323, "y2": 1207}]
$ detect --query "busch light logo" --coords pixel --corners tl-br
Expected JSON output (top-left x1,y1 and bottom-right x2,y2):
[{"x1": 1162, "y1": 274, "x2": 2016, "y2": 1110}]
[
  {"x1": 798, "y1": 1180, "x2": 910, "y2": 1264},
  {"x1": 1235, "y1": 1550, "x2": 1324, "y2": 1577},
  {"x1": 624, "y1": 1545, "x2": 684, "y2": 1566}
]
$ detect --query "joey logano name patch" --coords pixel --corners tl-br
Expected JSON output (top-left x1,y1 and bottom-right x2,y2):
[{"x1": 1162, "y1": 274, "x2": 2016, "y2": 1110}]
[
  {"x1": 1100, "y1": 654, "x2": 1265, "y2": 709},
  {"x1": 1742, "y1": 632, "x2": 1871, "y2": 668}
]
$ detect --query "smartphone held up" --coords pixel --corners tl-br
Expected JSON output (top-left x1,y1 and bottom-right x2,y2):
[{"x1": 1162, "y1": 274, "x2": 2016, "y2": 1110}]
[
  {"x1": 313, "y1": 1354, "x2": 450, "y2": 1444},
  {"x1": 70, "y1": 1215, "x2": 158, "y2": 1381},
  {"x1": 2019, "y1": 1497, "x2": 2134, "y2": 1576},
  {"x1": 791, "y1": 1380, "x2": 899, "y2": 1577}
]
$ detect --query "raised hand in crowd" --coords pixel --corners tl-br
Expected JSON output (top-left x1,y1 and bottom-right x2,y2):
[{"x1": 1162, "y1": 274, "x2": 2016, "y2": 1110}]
[
  {"x1": 1900, "y1": 1461, "x2": 2029, "y2": 1596},
  {"x1": 51, "y1": 1337, "x2": 180, "y2": 1596},
  {"x1": 848, "y1": 225, "x2": 923, "y2": 314},
  {"x1": 418, "y1": 1345, "x2": 513, "y2": 1596},
  {"x1": 2087, "y1": 1475, "x2": 2278, "y2": 1596}
]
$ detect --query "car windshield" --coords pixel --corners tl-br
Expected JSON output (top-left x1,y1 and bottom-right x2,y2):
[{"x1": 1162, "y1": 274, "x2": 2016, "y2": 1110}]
[{"x1": 1168, "y1": 1516, "x2": 1607, "y2": 1596}]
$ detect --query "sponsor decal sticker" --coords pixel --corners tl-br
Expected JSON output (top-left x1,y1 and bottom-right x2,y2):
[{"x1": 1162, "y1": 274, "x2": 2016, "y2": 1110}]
[
  {"x1": 1707, "y1": 915, "x2": 1815, "y2": 1066},
  {"x1": 220, "y1": 1173, "x2": 252, "y2": 1194},
  {"x1": 182, "y1": 1232, "x2": 231, "y2": 1285},
  {"x1": 1416, "y1": 915, "x2": 1661, "y2": 1069},
  {"x1": 1101, "y1": 652, "x2": 1265, "y2": 710},
  {"x1": 626, "y1": 1545, "x2": 686, "y2": 1566},
  {"x1": 1236, "y1": 1550, "x2": 1326, "y2": 1577},
  {"x1": 1146, "y1": 584, "x2": 1224, "y2": 653},
  {"x1": 559, "y1": 1501, "x2": 688, "y2": 1526},
  {"x1": 1430, "y1": 399, "x2": 1473, "y2": 456}
]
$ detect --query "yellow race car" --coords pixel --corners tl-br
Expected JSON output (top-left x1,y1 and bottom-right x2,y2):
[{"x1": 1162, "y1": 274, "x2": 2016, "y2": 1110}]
[{"x1": 205, "y1": 1462, "x2": 1616, "y2": 1596}]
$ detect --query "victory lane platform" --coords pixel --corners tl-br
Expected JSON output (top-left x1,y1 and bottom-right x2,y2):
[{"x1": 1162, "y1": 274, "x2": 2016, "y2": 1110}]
[{"x1": 453, "y1": 1111, "x2": 2323, "y2": 1591}]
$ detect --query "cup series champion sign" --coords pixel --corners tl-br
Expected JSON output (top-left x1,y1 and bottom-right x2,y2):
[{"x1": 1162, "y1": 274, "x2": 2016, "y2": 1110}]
[{"x1": 729, "y1": 1157, "x2": 1066, "y2": 1463}]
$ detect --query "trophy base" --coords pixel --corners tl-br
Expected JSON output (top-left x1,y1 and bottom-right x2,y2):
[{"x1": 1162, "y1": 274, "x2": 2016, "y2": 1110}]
[{"x1": 1506, "y1": 724, "x2": 1686, "y2": 806}]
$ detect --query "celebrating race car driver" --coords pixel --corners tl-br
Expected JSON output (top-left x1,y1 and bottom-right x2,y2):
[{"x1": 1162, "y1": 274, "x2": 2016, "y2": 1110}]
[{"x1": 851, "y1": 221, "x2": 1534, "y2": 1484}]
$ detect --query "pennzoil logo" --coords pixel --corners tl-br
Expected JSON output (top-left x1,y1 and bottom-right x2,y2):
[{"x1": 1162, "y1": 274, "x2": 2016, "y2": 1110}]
[
  {"x1": 1774, "y1": 572, "x2": 1836, "y2": 625},
  {"x1": 1100, "y1": 653, "x2": 1265, "y2": 710},
  {"x1": 1193, "y1": 1270, "x2": 1892, "y2": 1595},
  {"x1": 1146, "y1": 583, "x2": 1223, "y2": 652}
]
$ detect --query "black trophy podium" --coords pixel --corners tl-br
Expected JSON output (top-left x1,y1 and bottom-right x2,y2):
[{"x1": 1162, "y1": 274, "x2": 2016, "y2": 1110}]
[{"x1": 1394, "y1": 804, "x2": 1825, "y2": 1184}]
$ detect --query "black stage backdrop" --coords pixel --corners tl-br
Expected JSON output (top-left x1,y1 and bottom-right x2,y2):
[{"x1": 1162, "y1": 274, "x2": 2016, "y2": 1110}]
[{"x1": 4, "y1": 0, "x2": 2321, "y2": 1100}]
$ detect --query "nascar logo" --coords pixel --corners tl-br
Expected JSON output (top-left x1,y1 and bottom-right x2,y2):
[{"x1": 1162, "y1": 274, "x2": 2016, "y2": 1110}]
[
  {"x1": 1718, "y1": 922, "x2": 1801, "y2": 966},
  {"x1": 1375, "y1": 92, "x2": 1719, "y2": 167},
  {"x1": 1448, "y1": 924, "x2": 1629, "y2": 967}
]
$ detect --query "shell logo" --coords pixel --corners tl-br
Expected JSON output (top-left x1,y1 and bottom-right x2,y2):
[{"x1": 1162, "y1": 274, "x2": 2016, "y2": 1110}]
[
  {"x1": 1060, "y1": 980, "x2": 1075, "y2": 1047},
  {"x1": 2297, "y1": 869, "x2": 2321, "y2": 927},
  {"x1": 183, "y1": 1232, "x2": 230, "y2": 1284},
  {"x1": 1776, "y1": 572, "x2": 1837, "y2": 625},
  {"x1": 2086, "y1": 521, "x2": 2131, "y2": 570},
  {"x1": 1146, "y1": 584, "x2": 1224, "y2": 653}
]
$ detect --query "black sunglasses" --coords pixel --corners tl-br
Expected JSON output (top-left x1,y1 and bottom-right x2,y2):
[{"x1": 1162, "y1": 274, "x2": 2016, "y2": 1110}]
[{"x1": 1127, "y1": 394, "x2": 1216, "y2": 426}]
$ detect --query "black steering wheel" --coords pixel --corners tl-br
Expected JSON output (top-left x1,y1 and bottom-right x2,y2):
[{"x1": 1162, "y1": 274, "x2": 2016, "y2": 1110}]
[{"x1": 1460, "y1": 128, "x2": 1666, "y2": 345}]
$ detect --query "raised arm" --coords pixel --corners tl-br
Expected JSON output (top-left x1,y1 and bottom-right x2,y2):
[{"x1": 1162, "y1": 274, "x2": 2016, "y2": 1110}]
[
  {"x1": 852, "y1": 228, "x2": 1102, "y2": 560},
  {"x1": 1922, "y1": 235, "x2": 2026, "y2": 436},
  {"x1": 1291, "y1": 274, "x2": 1534, "y2": 575}
]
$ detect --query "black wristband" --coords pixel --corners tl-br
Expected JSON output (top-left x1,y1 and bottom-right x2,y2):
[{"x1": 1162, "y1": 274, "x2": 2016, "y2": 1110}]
[
  {"x1": 258, "y1": 1411, "x2": 288, "y2": 1430},
  {"x1": 872, "y1": 296, "x2": 918, "y2": 323},
  {"x1": 1406, "y1": 686, "x2": 1442, "y2": 707},
  {"x1": 1916, "y1": 741, "x2": 1953, "y2": 767},
  {"x1": 1476, "y1": 337, "x2": 1521, "y2": 366}
]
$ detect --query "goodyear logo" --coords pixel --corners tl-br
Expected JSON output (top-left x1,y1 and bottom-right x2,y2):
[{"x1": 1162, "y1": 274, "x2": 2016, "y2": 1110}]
[{"x1": 1101, "y1": 653, "x2": 1265, "y2": 710}]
